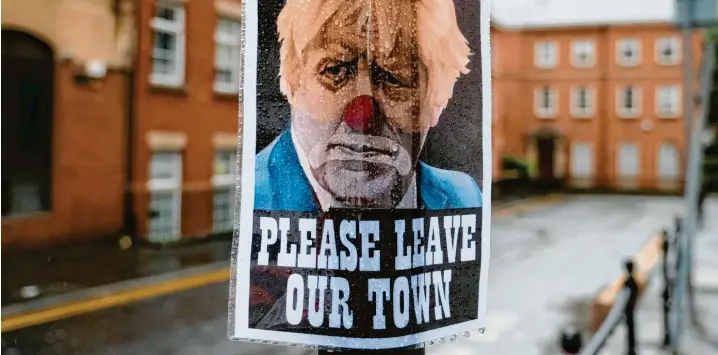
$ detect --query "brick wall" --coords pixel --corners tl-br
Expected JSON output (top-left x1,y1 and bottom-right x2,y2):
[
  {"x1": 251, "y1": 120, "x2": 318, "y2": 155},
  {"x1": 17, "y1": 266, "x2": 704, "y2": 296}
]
[
  {"x1": 492, "y1": 23, "x2": 702, "y2": 190},
  {"x1": 132, "y1": 0, "x2": 241, "y2": 240}
]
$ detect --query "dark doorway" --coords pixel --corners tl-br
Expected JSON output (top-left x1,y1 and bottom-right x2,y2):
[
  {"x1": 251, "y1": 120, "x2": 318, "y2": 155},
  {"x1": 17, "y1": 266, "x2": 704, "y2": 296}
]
[
  {"x1": 1, "y1": 30, "x2": 54, "y2": 216},
  {"x1": 537, "y1": 138, "x2": 555, "y2": 180}
]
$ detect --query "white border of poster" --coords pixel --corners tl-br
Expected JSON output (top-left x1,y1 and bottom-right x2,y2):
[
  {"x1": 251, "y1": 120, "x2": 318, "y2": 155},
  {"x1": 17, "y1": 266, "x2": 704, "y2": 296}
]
[{"x1": 228, "y1": 0, "x2": 492, "y2": 349}]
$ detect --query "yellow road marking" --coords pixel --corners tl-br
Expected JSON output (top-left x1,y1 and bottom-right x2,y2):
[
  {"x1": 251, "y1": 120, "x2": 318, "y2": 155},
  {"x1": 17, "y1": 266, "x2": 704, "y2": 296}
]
[
  {"x1": 1, "y1": 268, "x2": 230, "y2": 332},
  {"x1": 590, "y1": 233, "x2": 663, "y2": 332},
  {"x1": 1, "y1": 194, "x2": 565, "y2": 332}
]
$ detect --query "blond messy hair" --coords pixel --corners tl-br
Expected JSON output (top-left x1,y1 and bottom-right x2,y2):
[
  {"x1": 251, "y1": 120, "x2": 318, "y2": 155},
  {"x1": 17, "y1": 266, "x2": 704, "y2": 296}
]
[{"x1": 277, "y1": 0, "x2": 471, "y2": 126}]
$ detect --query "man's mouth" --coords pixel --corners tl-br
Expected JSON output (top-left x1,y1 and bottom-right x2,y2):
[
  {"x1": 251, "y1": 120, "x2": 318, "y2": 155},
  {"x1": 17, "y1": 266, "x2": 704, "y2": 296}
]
[
  {"x1": 305, "y1": 132, "x2": 414, "y2": 176},
  {"x1": 325, "y1": 134, "x2": 399, "y2": 158},
  {"x1": 327, "y1": 142, "x2": 393, "y2": 157}
]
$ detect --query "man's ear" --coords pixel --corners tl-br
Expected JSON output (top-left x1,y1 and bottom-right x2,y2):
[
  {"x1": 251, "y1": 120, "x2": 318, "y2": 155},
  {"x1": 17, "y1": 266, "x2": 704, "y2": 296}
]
[{"x1": 279, "y1": 78, "x2": 295, "y2": 105}]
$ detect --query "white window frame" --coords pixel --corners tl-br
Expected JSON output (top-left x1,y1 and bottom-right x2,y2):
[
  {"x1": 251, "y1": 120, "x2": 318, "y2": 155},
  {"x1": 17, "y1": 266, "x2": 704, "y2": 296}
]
[
  {"x1": 571, "y1": 40, "x2": 596, "y2": 68},
  {"x1": 570, "y1": 142, "x2": 594, "y2": 179},
  {"x1": 655, "y1": 36, "x2": 682, "y2": 66},
  {"x1": 616, "y1": 86, "x2": 642, "y2": 118},
  {"x1": 616, "y1": 38, "x2": 641, "y2": 67},
  {"x1": 212, "y1": 150, "x2": 237, "y2": 233},
  {"x1": 147, "y1": 152, "x2": 183, "y2": 242},
  {"x1": 150, "y1": 2, "x2": 186, "y2": 87},
  {"x1": 534, "y1": 86, "x2": 558, "y2": 118},
  {"x1": 571, "y1": 86, "x2": 595, "y2": 118},
  {"x1": 214, "y1": 18, "x2": 241, "y2": 93},
  {"x1": 534, "y1": 41, "x2": 558, "y2": 68},
  {"x1": 655, "y1": 85, "x2": 682, "y2": 118},
  {"x1": 656, "y1": 142, "x2": 681, "y2": 183},
  {"x1": 617, "y1": 142, "x2": 640, "y2": 182}
]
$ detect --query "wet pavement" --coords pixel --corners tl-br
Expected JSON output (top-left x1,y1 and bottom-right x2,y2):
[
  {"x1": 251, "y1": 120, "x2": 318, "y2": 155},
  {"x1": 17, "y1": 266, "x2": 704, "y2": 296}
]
[
  {"x1": 3, "y1": 195, "x2": 707, "y2": 355},
  {"x1": 1, "y1": 238, "x2": 231, "y2": 307}
]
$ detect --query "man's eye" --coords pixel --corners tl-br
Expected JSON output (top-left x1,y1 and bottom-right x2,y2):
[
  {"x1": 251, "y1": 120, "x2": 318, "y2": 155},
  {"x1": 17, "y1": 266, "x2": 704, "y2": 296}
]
[
  {"x1": 322, "y1": 63, "x2": 351, "y2": 80},
  {"x1": 381, "y1": 72, "x2": 402, "y2": 86},
  {"x1": 373, "y1": 65, "x2": 405, "y2": 87}
]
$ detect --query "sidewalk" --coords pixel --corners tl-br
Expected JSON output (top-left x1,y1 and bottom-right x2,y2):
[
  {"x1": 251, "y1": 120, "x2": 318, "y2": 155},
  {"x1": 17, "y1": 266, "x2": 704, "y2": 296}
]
[
  {"x1": 601, "y1": 198, "x2": 718, "y2": 354},
  {"x1": 1, "y1": 237, "x2": 231, "y2": 308}
]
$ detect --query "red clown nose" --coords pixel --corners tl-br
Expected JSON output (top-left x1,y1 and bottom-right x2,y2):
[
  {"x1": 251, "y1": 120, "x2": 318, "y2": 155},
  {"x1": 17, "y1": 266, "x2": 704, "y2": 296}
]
[{"x1": 342, "y1": 95, "x2": 377, "y2": 133}]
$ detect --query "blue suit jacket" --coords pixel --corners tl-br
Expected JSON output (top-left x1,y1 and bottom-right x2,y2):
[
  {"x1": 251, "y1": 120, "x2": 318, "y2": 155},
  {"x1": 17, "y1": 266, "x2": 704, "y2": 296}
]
[{"x1": 254, "y1": 130, "x2": 482, "y2": 211}]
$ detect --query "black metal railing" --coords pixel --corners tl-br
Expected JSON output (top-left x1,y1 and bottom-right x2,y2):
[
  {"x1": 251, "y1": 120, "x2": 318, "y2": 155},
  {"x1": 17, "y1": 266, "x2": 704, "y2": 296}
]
[
  {"x1": 560, "y1": 260, "x2": 639, "y2": 355},
  {"x1": 560, "y1": 218, "x2": 684, "y2": 355}
]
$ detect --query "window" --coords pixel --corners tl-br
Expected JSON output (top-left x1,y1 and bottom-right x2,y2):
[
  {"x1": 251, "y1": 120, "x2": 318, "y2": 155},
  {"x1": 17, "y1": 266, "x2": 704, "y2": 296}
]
[
  {"x1": 571, "y1": 86, "x2": 594, "y2": 117},
  {"x1": 534, "y1": 86, "x2": 557, "y2": 118},
  {"x1": 570, "y1": 142, "x2": 594, "y2": 179},
  {"x1": 655, "y1": 37, "x2": 681, "y2": 65},
  {"x1": 215, "y1": 18, "x2": 241, "y2": 93},
  {"x1": 616, "y1": 38, "x2": 641, "y2": 66},
  {"x1": 534, "y1": 41, "x2": 557, "y2": 68},
  {"x1": 657, "y1": 143, "x2": 680, "y2": 182},
  {"x1": 148, "y1": 153, "x2": 182, "y2": 242},
  {"x1": 213, "y1": 150, "x2": 237, "y2": 233},
  {"x1": 656, "y1": 85, "x2": 681, "y2": 118},
  {"x1": 617, "y1": 142, "x2": 640, "y2": 181},
  {"x1": 571, "y1": 40, "x2": 595, "y2": 67},
  {"x1": 151, "y1": 2, "x2": 185, "y2": 86},
  {"x1": 617, "y1": 86, "x2": 641, "y2": 118}
]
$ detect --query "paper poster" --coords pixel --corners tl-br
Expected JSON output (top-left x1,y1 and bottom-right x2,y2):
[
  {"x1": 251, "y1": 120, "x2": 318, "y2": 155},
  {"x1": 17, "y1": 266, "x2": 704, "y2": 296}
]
[{"x1": 229, "y1": 0, "x2": 492, "y2": 350}]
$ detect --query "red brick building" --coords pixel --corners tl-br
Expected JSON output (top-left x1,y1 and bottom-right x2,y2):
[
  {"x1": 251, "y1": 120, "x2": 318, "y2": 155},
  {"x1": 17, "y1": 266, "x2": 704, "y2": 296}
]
[
  {"x1": 1, "y1": 0, "x2": 135, "y2": 250},
  {"x1": 1, "y1": 0, "x2": 242, "y2": 249},
  {"x1": 130, "y1": 0, "x2": 242, "y2": 243},
  {"x1": 491, "y1": 0, "x2": 703, "y2": 191}
]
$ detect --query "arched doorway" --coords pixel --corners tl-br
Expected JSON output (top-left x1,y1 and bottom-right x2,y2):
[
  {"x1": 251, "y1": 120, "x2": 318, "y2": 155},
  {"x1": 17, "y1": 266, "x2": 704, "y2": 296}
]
[{"x1": 1, "y1": 30, "x2": 54, "y2": 216}]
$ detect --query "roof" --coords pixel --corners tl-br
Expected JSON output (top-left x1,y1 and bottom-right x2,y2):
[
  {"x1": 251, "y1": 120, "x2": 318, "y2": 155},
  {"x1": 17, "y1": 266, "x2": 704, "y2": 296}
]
[{"x1": 491, "y1": 0, "x2": 676, "y2": 29}]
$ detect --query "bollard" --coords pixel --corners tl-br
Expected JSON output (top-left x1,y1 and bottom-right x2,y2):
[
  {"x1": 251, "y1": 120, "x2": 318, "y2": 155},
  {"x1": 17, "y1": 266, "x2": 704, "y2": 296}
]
[
  {"x1": 661, "y1": 230, "x2": 672, "y2": 347},
  {"x1": 624, "y1": 260, "x2": 638, "y2": 355},
  {"x1": 560, "y1": 326, "x2": 583, "y2": 354}
]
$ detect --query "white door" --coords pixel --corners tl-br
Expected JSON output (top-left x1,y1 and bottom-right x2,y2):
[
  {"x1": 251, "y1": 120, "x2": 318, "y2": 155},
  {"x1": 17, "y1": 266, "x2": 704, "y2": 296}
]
[{"x1": 148, "y1": 152, "x2": 182, "y2": 242}]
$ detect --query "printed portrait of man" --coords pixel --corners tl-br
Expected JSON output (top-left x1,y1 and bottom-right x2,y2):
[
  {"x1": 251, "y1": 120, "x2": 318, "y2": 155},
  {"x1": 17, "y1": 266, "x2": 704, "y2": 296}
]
[{"x1": 254, "y1": 0, "x2": 483, "y2": 211}]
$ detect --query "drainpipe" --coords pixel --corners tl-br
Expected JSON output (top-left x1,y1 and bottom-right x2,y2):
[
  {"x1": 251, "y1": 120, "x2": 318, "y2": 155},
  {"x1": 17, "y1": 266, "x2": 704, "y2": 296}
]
[
  {"x1": 123, "y1": 66, "x2": 136, "y2": 241},
  {"x1": 116, "y1": 0, "x2": 137, "y2": 241},
  {"x1": 598, "y1": 25, "x2": 609, "y2": 189}
]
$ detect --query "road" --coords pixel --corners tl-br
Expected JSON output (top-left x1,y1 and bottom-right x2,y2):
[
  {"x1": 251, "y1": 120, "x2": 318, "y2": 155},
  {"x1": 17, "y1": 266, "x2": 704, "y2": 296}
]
[{"x1": 1, "y1": 195, "x2": 687, "y2": 355}]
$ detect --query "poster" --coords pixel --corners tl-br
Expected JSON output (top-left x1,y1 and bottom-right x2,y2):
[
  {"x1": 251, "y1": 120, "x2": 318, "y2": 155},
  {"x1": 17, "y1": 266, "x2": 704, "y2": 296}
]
[{"x1": 229, "y1": 0, "x2": 492, "y2": 350}]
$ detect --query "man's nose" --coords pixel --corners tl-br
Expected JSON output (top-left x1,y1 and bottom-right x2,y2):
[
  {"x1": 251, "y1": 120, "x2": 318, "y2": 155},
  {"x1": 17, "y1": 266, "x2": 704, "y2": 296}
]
[
  {"x1": 343, "y1": 95, "x2": 378, "y2": 134},
  {"x1": 355, "y1": 61, "x2": 372, "y2": 96}
]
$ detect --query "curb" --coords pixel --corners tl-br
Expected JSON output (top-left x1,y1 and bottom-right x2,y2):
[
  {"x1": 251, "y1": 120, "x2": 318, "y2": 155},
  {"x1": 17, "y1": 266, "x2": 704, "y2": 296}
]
[{"x1": 493, "y1": 193, "x2": 565, "y2": 218}]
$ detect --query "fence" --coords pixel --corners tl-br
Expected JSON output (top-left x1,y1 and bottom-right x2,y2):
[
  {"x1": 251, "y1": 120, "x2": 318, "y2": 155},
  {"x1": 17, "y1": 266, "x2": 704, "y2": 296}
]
[{"x1": 560, "y1": 219, "x2": 684, "y2": 355}]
